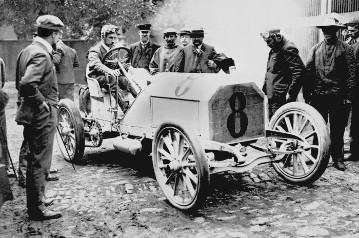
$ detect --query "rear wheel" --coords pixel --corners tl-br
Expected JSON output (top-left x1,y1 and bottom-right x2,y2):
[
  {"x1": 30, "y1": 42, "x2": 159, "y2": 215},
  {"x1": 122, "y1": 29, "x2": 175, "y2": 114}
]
[
  {"x1": 152, "y1": 123, "x2": 210, "y2": 212},
  {"x1": 56, "y1": 99, "x2": 85, "y2": 163},
  {"x1": 269, "y1": 102, "x2": 330, "y2": 185}
]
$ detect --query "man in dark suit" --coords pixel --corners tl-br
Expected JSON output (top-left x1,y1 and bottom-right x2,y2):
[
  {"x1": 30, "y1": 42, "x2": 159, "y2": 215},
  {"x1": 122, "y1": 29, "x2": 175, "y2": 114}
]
[
  {"x1": 15, "y1": 14, "x2": 63, "y2": 220},
  {"x1": 126, "y1": 24, "x2": 160, "y2": 71},
  {"x1": 53, "y1": 34, "x2": 80, "y2": 101},
  {"x1": 305, "y1": 17, "x2": 356, "y2": 171},
  {"x1": 347, "y1": 19, "x2": 359, "y2": 162},
  {"x1": 179, "y1": 27, "x2": 220, "y2": 73},
  {"x1": 260, "y1": 29, "x2": 306, "y2": 119}
]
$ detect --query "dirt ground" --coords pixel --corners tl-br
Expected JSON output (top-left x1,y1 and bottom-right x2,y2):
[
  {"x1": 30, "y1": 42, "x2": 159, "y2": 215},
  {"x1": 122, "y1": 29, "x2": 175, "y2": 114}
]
[{"x1": 1, "y1": 82, "x2": 359, "y2": 238}]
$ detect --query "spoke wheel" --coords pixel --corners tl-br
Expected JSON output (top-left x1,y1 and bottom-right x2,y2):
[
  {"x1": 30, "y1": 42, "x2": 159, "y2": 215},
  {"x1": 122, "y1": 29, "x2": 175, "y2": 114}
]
[
  {"x1": 89, "y1": 120, "x2": 103, "y2": 147},
  {"x1": 269, "y1": 102, "x2": 330, "y2": 184},
  {"x1": 56, "y1": 99, "x2": 85, "y2": 163},
  {"x1": 152, "y1": 123, "x2": 209, "y2": 212}
]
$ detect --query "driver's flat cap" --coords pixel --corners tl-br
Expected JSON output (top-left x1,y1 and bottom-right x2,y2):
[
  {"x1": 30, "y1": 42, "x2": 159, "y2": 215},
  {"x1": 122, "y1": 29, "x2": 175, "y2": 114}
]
[{"x1": 36, "y1": 15, "x2": 64, "y2": 30}]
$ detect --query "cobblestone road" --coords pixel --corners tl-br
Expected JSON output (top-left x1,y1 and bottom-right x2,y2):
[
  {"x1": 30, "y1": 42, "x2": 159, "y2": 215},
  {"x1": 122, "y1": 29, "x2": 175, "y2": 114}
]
[{"x1": 1, "y1": 83, "x2": 359, "y2": 238}]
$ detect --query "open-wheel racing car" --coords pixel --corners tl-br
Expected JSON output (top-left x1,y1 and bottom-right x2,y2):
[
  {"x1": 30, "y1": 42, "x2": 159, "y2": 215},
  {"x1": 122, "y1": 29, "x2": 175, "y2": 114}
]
[{"x1": 56, "y1": 46, "x2": 330, "y2": 212}]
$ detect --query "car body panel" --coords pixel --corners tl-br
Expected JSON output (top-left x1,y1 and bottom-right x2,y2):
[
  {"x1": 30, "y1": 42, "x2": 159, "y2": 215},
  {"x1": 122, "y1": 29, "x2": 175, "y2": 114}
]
[{"x1": 120, "y1": 72, "x2": 266, "y2": 144}]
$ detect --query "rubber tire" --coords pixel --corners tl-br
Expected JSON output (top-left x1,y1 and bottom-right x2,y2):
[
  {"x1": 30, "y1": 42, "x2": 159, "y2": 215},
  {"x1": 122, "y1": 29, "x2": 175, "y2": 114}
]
[
  {"x1": 152, "y1": 122, "x2": 210, "y2": 212},
  {"x1": 56, "y1": 99, "x2": 85, "y2": 164},
  {"x1": 269, "y1": 102, "x2": 330, "y2": 185},
  {"x1": 78, "y1": 85, "x2": 91, "y2": 115}
]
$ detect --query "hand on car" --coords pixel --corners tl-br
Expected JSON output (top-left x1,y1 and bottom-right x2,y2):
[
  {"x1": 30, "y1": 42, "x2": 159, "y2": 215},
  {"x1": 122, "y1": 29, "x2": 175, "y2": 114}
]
[{"x1": 207, "y1": 60, "x2": 217, "y2": 69}]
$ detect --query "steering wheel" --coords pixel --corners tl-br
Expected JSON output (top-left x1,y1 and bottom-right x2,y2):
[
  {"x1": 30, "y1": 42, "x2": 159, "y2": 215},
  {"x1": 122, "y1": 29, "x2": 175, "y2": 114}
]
[{"x1": 102, "y1": 47, "x2": 132, "y2": 70}]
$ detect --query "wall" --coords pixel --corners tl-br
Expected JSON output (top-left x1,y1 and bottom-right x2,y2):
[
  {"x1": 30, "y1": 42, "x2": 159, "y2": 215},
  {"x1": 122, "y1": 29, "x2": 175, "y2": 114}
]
[{"x1": 0, "y1": 40, "x2": 95, "y2": 84}]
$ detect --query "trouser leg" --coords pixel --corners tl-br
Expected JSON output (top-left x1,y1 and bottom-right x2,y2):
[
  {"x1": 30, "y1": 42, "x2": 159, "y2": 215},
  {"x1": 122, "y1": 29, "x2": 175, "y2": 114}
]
[
  {"x1": 0, "y1": 109, "x2": 9, "y2": 167},
  {"x1": 350, "y1": 99, "x2": 359, "y2": 157},
  {"x1": 26, "y1": 105, "x2": 57, "y2": 214},
  {"x1": 18, "y1": 138, "x2": 29, "y2": 183},
  {"x1": 329, "y1": 103, "x2": 351, "y2": 161},
  {"x1": 58, "y1": 83, "x2": 75, "y2": 101},
  {"x1": 268, "y1": 96, "x2": 286, "y2": 119}
]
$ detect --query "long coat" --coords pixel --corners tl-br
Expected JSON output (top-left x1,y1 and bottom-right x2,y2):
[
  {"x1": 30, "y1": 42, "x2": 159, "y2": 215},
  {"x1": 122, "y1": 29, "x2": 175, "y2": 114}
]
[
  {"x1": 304, "y1": 40, "x2": 356, "y2": 101},
  {"x1": 263, "y1": 38, "x2": 306, "y2": 101},
  {"x1": 180, "y1": 43, "x2": 219, "y2": 73},
  {"x1": 87, "y1": 42, "x2": 113, "y2": 80},
  {"x1": 149, "y1": 45, "x2": 183, "y2": 73},
  {"x1": 54, "y1": 41, "x2": 80, "y2": 84},
  {"x1": 128, "y1": 41, "x2": 160, "y2": 70},
  {"x1": 15, "y1": 41, "x2": 58, "y2": 125}
]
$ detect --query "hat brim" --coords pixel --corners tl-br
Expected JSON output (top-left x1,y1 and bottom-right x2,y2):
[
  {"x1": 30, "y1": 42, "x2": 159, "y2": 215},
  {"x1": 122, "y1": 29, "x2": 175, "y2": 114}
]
[{"x1": 316, "y1": 24, "x2": 346, "y2": 29}]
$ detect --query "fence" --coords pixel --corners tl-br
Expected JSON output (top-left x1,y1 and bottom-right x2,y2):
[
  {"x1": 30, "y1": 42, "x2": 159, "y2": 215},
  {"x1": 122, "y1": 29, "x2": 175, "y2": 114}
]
[{"x1": 0, "y1": 40, "x2": 95, "y2": 84}]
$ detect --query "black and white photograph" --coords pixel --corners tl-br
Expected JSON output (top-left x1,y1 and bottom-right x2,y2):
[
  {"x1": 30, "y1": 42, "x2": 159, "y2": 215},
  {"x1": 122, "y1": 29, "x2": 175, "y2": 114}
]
[{"x1": 0, "y1": 0, "x2": 359, "y2": 237}]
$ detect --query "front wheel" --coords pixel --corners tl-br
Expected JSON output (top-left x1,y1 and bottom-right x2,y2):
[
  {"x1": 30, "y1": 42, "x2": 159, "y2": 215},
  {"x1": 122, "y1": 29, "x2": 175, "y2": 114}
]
[
  {"x1": 56, "y1": 99, "x2": 85, "y2": 163},
  {"x1": 152, "y1": 123, "x2": 210, "y2": 212},
  {"x1": 269, "y1": 102, "x2": 330, "y2": 185}
]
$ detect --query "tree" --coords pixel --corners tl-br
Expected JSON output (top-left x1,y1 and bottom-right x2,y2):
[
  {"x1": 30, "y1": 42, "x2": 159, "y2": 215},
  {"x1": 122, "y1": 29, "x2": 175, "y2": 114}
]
[{"x1": 0, "y1": 0, "x2": 161, "y2": 40}]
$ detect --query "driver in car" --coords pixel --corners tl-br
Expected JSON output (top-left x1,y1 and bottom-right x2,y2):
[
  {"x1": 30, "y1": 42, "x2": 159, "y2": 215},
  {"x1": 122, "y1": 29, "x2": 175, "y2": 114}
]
[{"x1": 87, "y1": 24, "x2": 137, "y2": 113}]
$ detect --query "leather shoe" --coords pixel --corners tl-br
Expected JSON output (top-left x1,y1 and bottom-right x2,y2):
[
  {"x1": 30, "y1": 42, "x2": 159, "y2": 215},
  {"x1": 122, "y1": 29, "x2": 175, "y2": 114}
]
[
  {"x1": 43, "y1": 198, "x2": 54, "y2": 207},
  {"x1": 46, "y1": 174, "x2": 59, "y2": 181},
  {"x1": 28, "y1": 210, "x2": 62, "y2": 221},
  {"x1": 333, "y1": 161, "x2": 346, "y2": 171}
]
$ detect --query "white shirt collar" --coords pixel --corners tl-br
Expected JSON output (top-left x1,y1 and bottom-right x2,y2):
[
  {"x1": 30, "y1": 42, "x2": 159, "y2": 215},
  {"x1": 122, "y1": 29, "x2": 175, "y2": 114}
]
[
  {"x1": 34, "y1": 36, "x2": 53, "y2": 53},
  {"x1": 101, "y1": 41, "x2": 110, "y2": 52}
]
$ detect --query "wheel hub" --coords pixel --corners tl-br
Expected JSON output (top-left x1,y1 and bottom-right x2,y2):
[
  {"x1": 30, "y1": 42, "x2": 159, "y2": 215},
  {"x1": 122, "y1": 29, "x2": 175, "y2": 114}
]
[{"x1": 167, "y1": 160, "x2": 182, "y2": 172}]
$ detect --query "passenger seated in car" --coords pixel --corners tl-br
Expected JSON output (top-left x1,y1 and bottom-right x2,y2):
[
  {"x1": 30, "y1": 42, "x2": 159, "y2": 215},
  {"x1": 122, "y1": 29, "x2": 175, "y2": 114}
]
[{"x1": 87, "y1": 24, "x2": 137, "y2": 113}]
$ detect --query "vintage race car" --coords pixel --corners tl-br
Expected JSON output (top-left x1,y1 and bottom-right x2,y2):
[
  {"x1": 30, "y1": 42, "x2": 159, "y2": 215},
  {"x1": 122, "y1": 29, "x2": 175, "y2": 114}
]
[{"x1": 56, "y1": 47, "x2": 330, "y2": 211}]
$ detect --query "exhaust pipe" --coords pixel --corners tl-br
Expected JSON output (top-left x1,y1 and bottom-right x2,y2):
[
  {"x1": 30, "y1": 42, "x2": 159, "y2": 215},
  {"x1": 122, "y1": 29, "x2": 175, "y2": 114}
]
[{"x1": 113, "y1": 136, "x2": 142, "y2": 155}]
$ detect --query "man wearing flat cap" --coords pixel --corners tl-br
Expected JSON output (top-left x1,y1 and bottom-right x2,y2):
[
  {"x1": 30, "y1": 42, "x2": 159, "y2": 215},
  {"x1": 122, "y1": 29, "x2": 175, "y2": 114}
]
[
  {"x1": 345, "y1": 18, "x2": 359, "y2": 45},
  {"x1": 15, "y1": 14, "x2": 64, "y2": 220},
  {"x1": 126, "y1": 24, "x2": 160, "y2": 71},
  {"x1": 179, "y1": 28, "x2": 191, "y2": 47},
  {"x1": 149, "y1": 28, "x2": 183, "y2": 74},
  {"x1": 304, "y1": 16, "x2": 357, "y2": 171},
  {"x1": 179, "y1": 27, "x2": 220, "y2": 73},
  {"x1": 260, "y1": 28, "x2": 306, "y2": 119}
]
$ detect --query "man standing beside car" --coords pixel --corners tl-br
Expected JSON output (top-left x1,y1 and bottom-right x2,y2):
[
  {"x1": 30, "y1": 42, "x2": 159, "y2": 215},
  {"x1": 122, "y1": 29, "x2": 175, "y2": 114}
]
[
  {"x1": 304, "y1": 16, "x2": 357, "y2": 171},
  {"x1": 260, "y1": 29, "x2": 306, "y2": 119},
  {"x1": 15, "y1": 15, "x2": 63, "y2": 220},
  {"x1": 53, "y1": 32, "x2": 80, "y2": 101},
  {"x1": 126, "y1": 24, "x2": 160, "y2": 71},
  {"x1": 346, "y1": 19, "x2": 359, "y2": 162}
]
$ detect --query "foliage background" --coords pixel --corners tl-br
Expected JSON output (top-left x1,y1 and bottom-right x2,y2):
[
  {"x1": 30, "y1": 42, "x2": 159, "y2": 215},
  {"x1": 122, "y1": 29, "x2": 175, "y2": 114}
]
[{"x1": 0, "y1": 0, "x2": 162, "y2": 40}]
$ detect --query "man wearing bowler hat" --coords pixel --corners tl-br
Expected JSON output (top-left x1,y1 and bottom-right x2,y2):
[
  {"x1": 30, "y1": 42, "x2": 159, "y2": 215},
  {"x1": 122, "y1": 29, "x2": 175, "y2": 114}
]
[
  {"x1": 179, "y1": 27, "x2": 220, "y2": 73},
  {"x1": 179, "y1": 28, "x2": 191, "y2": 47},
  {"x1": 304, "y1": 16, "x2": 357, "y2": 171},
  {"x1": 15, "y1": 14, "x2": 64, "y2": 220},
  {"x1": 126, "y1": 23, "x2": 160, "y2": 71}
]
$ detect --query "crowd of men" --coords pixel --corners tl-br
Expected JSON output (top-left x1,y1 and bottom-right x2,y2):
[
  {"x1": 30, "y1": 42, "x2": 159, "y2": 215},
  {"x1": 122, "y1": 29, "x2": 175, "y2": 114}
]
[
  {"x1": 261, "y1": 16, "x2": 359, "y2": 171},
  {"x1": 0, "y1": 14, "x2": 358, "y2": 220}
]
